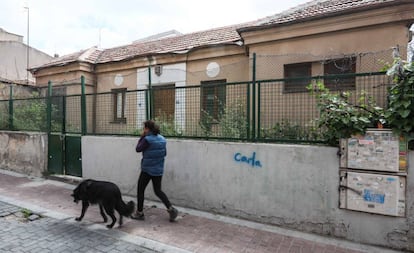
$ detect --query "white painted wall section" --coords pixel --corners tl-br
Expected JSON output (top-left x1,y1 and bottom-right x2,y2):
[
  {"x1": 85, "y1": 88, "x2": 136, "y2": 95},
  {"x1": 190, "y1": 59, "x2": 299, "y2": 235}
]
[{"x1": 137, "y1": 63, "x2": 186, "y2": 130}]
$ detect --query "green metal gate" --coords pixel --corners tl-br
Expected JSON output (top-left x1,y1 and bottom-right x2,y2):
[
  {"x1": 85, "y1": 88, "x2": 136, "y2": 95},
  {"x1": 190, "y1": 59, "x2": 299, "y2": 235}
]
[
  {"x1": 48, "y1": 133, "x2": 82, "y2": 177},
  {"x1": 65, "y1": 135, "x2": 82, "y2": 177},
  {"x1": 47, "y1": 77, "x2": 86, "y2": 177},
  {"x1": 48, "y1": 134, "x2": 64, "y2": 174}
]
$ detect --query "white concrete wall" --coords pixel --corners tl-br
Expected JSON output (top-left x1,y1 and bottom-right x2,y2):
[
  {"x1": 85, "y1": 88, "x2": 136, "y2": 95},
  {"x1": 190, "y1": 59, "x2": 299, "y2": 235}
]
[
  {"x1": 82, "y1": 136, "x2": 414, "y2": 251},
  {"x1": 0, "y1": 131, "x2": 47, "y2": 177}
]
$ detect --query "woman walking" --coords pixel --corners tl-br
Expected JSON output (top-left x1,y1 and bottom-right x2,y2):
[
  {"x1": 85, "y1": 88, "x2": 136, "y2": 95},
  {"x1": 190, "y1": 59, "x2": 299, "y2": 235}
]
[{"x1": 131, "y1": 120, "x2": 178, "y2": 222}]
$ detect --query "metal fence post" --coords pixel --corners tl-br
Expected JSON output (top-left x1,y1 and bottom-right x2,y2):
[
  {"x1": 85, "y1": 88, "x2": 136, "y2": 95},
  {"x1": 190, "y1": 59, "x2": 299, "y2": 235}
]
[
  {"x1": 8, "y1": 85, "x2": 13, "y2": 130},
  {"x1": 46, "y1": 81, "x2": 52, "y2": 133},
  {"x1": 81, "y1": 76, "x2": 87, "y2": 135},
  {"x1": 247, "y1": 81, "x2": 251, "y2": 140},
  {"x1": 252, "y1": 53, "x2": 257, "y2": 141},
  {"x1": 147, "y1": 64, "x2": 154, "y2": 119},
  {"x1": 257, "y1": 81, "x2": 261, "y2": 140}
]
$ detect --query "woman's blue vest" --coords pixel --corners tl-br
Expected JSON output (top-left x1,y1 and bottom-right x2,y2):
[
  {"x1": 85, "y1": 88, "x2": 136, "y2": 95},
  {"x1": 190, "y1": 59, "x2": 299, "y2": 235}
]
[{"x1": 141, "y1": 134, "x2": 166, "y2": 176}]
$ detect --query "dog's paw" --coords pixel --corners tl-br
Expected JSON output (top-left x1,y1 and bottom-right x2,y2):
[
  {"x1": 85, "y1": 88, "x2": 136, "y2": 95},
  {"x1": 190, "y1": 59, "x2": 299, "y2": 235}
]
[{"x1": 75, "y1": 217, "x2": 82, "y2": 221}]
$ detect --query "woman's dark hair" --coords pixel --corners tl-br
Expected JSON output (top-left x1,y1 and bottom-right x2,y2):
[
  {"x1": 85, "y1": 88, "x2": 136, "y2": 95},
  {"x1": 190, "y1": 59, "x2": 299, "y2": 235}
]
[{"x1": 144, "y1": 120, "x2": 160, "y2": 135}]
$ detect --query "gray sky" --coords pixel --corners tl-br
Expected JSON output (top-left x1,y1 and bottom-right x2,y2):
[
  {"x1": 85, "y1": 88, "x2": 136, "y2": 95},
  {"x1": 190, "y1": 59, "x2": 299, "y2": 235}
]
[{"x1": 1, "y1": 0, "x2": 309, "y2": 56}]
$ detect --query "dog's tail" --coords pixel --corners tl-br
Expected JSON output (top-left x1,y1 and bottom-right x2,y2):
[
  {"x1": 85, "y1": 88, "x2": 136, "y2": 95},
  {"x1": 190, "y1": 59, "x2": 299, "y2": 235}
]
[{"x1": 117, "y1": 200, "x2": 135, "y2": 217}]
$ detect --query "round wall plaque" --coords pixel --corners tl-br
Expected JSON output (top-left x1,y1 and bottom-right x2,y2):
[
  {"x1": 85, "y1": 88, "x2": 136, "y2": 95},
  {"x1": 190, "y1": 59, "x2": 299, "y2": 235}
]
[
  {"x1": 114, "y1": 74, "x2": 124, "y2": 86},
  {"x1": 206, "y1": 62, "x2": 220, "y2": 78}
]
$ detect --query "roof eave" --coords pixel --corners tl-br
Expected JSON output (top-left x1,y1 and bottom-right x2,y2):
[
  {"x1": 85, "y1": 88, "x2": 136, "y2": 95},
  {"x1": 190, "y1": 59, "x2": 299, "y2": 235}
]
[{"x1": 30, "y1": 60, "x2": 93, "y2": 74}]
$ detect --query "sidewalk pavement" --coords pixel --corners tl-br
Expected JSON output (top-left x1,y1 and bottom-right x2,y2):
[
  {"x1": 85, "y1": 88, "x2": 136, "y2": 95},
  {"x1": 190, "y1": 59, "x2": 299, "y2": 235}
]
[{"x1": 0, "y1": 169, "x2": 406, "y2": 253}]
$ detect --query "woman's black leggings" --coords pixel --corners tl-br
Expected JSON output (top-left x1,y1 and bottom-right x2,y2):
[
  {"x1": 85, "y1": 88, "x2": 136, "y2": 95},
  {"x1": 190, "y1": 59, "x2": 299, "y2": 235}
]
[{"x1": 137, "y1": 171, "x2": 171, "y2": 212}]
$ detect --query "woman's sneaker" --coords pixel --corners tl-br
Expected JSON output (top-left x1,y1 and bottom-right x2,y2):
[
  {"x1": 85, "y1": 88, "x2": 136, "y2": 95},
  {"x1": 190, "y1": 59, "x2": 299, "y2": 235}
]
[
  {"x1": 131, "y1": 211, "x2": 145, "y2": 220},
  {"x1": 167, "y1": 207, "x2": 178, "y2": 222}
]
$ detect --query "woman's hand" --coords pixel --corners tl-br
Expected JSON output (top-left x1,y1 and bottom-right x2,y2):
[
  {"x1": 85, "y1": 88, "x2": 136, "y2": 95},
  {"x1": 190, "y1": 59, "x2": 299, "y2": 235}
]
[{"x1": 141, "y1": 127, "x2": 149, "y2": 137}]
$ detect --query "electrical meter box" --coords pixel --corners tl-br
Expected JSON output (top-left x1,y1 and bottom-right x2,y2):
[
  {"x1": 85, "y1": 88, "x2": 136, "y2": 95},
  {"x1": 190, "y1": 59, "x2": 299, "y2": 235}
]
[
  {"x1": 340, "y1": 129, "x2": 408, "y2": 172},
  {"x1": 339, "y1": 129, "x2": 407, "y2": 217},
  {"x1": 339, "y1": 171, "x2": 406, "y2": 217}
]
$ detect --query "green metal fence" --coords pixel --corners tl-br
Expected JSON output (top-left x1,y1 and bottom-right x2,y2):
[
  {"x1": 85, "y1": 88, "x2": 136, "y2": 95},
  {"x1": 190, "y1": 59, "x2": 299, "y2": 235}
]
[
  {"x1": 0, "y1": 72, "x2": 393, "y2": 144},
  {"x1": 256, "y1": 72, "x2": 391, "y2": 143}
]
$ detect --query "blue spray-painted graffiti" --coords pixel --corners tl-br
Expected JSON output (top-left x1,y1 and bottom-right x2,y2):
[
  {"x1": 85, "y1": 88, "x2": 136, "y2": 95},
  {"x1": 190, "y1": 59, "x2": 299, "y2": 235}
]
[
  {"x1": 234, "y1": 152, "x2": 262, "y2": 168},
  {"x1": 363, "y1": 189, "x2": 385, "y2": 204}
]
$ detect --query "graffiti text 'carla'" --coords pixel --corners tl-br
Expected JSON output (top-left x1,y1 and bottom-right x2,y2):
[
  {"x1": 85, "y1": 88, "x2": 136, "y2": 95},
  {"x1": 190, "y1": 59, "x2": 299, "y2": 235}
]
[{"x1": 234, "y1": 152, "x2": 262, "y2": 168}]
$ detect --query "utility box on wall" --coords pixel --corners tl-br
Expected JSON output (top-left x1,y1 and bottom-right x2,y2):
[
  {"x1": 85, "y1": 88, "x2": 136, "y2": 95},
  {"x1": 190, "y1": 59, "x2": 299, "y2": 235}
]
[
  {"x1": 339, "y1": 171, "x2": 406, "y2": 217},
  {"x1": 339, "y1": 129, "x2": 407, "y2": 217}
]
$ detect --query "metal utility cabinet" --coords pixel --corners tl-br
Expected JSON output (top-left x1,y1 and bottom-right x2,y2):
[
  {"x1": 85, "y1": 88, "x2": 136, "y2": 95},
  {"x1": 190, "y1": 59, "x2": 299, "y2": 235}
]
[{"x1": 339, "y1": 129, "x2": 408, "y2": 217}]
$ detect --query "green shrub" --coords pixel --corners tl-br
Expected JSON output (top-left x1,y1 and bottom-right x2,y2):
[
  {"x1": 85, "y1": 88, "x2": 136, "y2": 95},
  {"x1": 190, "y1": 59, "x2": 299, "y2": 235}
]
[
  {"x1": 385, "y1": 60, "x2": 414, "y2": 138},
  {"x1": 199, "y1": 110, "x2": 214, "y2": 137},
  {"x1": 132, "y1": 113, "x2": 183, "y2": 137},
  {"x1": 154, "y1": 113, "x2": 182, "y2": 137},
  {"x1": 11, "y1": 92, "x2": 60, "y2": 132},
  {"x1": 260, "y1": 120, "x2": 322, "y2": 141},
  {"x1": 218, "y1": 98, "x2": 248, "y2": 139},
  {"x1": 307, "y1": 82, "x2": 384, "y2": 145}
]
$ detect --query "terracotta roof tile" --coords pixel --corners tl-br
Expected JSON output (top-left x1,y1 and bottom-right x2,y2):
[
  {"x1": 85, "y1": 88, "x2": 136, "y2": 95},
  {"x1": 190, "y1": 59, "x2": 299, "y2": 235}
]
[
  {"x1": 31, "y1": 47, "x2": 102, "y2": 70},
  {"x1": 97, "y1": 24, "x2": 248, "y2": 63},
  {"x1": 249, "y1": 0, "x2": 402, "y2": 28}
]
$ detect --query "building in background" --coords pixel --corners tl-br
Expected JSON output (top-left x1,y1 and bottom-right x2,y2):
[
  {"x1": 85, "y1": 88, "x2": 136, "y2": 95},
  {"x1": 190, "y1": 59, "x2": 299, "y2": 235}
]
[{"x1": 0, "y1": 28, "x2": 53, "y2": 85}]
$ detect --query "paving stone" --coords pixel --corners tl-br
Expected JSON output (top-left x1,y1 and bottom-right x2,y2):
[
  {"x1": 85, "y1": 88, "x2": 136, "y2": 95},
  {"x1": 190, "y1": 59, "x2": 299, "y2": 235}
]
[
  {"x1": 0, "y1": 201, "x2": 157, "y2": 253},
  {"x1": 28, "y1": 214, "x2": 41, "y2": 221}
]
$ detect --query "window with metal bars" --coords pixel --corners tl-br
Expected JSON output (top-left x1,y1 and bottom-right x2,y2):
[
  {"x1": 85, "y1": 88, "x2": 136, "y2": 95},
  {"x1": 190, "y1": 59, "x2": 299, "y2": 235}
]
[
  {"x1": 323, "y1": 57, "x2": 356, "y2": 90},
  {"x1": 201, "y1": 79, "x2": 226, "y2": 121},
  {"x1": 284, "y1": 62, "x2": 312, "y2": 93},
  {"x1": 112, "y1": 88, "x2": 126, "y2": 123}
]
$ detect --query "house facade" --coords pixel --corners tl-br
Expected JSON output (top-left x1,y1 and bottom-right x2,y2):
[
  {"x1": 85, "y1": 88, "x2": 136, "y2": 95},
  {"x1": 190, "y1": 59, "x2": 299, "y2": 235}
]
[
  {"x1": 239, "y1": 0, "x2": 414, "y2": 128},
  {"x1": 30, "y1": 0, "x2": 414, "y2": 136}
]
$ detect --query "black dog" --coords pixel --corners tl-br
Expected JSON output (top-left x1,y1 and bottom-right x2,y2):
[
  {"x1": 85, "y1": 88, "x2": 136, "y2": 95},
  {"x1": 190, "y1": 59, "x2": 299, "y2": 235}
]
[{"x1": 71, "y1": 179, "x2": 135, "y2": 228}]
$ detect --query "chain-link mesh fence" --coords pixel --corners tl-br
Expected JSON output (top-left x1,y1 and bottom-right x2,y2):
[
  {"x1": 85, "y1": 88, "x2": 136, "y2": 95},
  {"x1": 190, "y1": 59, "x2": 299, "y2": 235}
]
[
  {"x1": 254, "y1": 48, "x2": 399, "y2": 80},
  {"x1": 0, "y1": 49, "x2": 399, "y2": 143},
  {"x1": 9, "y1": 97, "x2": 48, "y2": 131},
  {"x1": 257, "y1": 72, "x2": 392, "y2": 143},
  {"x1": 0, "y1": 100, "x2": 9, "y2": 129}
]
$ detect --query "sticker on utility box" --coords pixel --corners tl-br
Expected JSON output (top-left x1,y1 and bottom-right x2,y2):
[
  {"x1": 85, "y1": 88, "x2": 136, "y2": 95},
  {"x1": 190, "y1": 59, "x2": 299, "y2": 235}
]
[{"x1": 339, "y1": 171, "x2": 406, "y2": 217}]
